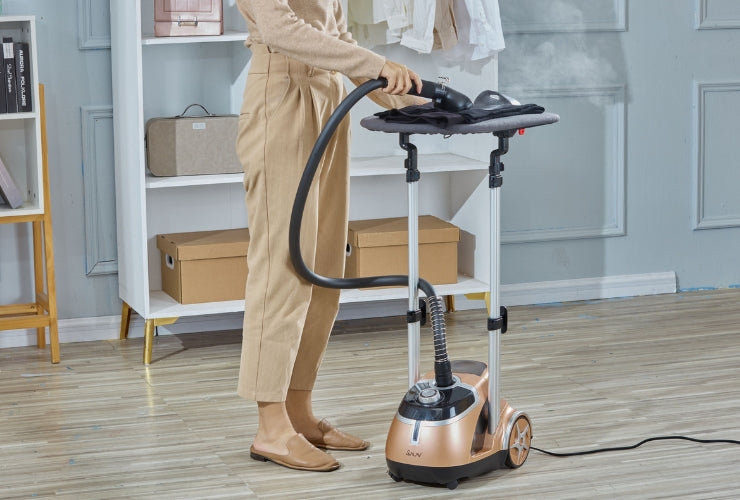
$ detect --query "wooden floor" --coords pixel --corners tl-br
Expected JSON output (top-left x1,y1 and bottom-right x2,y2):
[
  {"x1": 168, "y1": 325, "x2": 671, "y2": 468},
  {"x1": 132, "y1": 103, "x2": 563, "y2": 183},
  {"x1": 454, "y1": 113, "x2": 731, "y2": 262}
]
[{"x1": 2, "y1": 289, "x2": 740, "y2": 499}]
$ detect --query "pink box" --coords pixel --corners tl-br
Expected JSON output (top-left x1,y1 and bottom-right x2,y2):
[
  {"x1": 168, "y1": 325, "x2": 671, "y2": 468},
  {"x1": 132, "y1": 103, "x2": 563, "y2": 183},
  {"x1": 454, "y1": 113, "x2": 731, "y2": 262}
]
[{"x1": 154, "y1": 0, "x2": 224, "y2": 37}]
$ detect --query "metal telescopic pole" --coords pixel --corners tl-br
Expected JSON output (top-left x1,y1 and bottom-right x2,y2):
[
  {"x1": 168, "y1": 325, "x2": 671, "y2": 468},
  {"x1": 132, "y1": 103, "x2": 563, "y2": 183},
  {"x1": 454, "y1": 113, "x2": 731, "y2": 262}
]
[
  {"x1": 408, "y1": 182, "x2": 420, "y2": 387},
  {"x1": 488, "y1": 184, "x2": 501, "y2": 434},
  {"x1": 401, "y1": 134, "x2": 421, "y2": 388},
  {"x1": 488, "y1": 135, "x2": 507, "y2": 435}
]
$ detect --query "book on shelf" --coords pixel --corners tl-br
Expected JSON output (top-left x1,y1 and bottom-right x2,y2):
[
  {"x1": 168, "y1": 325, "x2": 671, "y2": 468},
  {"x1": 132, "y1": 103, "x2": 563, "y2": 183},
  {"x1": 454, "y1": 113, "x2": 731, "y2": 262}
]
[
  {"x1": 14, "y1": 41, "x2": 31, "y2": 112},
  {"x1": 0, "y1": 47, "x2": 5, "y2": 114},
  {"x1": 0, "y1": 154, "x2": 24, "y2": 209},
  {"x1": 2, "y1": 36, "x2": 18, "y2": 113}
]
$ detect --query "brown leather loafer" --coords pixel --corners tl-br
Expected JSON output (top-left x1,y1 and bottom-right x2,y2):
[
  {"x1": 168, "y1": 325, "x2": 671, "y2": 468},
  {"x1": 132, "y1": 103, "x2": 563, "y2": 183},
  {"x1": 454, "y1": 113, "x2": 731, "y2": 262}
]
[
  {"x1": 304, "y1": 419, "x2": 370, "y2": 451},
  {"x1": 249, "y1": 434, "x2": 340, "y2": 472}
]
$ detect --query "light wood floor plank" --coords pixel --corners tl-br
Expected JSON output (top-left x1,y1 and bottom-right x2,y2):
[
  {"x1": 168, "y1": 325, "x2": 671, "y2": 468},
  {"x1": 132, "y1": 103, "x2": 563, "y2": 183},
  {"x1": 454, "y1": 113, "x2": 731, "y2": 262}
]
[{"x1": 1, "y1": 289, "x2": 740, "y2": 498}]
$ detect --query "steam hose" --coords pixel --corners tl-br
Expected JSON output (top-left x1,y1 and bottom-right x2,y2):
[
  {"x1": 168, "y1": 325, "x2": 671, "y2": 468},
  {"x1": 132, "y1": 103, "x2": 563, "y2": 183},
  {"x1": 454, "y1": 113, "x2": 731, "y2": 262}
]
[{"x1": 289, "y1": 78, "x2": 454, "y2": 388}]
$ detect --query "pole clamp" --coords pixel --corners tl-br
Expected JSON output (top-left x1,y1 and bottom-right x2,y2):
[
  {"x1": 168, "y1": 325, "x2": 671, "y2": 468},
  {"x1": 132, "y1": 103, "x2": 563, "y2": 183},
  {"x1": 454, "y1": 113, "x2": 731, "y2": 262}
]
[
  {"x1": 487, "y1": 306, "x2": 508, "y2": 333},
  {"x1": 407, "y1": 309, "x2": 422, "y2": 324}
]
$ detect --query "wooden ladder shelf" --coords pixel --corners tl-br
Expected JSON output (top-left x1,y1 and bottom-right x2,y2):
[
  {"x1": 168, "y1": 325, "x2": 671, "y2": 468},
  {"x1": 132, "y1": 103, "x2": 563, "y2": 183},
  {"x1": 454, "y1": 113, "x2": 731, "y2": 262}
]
[{"x1": 0, "y1": 84, "x2": 60, "y2": 363}]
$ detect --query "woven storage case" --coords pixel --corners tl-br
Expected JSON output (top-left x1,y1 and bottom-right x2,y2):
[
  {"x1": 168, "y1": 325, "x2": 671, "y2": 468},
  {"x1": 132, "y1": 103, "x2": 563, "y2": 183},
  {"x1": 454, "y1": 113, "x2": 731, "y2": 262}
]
[{"x1": 146, "y1": 104, "x2": 242, "y2": 176}]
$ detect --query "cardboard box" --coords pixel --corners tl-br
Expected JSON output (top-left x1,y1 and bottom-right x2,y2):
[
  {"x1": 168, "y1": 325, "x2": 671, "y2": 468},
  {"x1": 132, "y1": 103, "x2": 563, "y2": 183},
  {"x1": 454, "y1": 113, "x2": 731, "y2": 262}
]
[
  {"x1": 346, "y1": 216, "x2": 459, "y2": 285},
  {"x1": 157, "y1": 228, "x2": 249, "y2": 304}
]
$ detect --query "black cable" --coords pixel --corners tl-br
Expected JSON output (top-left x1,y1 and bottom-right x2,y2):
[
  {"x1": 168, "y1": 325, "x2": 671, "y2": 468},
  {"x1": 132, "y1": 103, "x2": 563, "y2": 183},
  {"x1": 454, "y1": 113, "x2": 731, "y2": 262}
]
[{"x1": 532, "y1": 435, "x2": 740, "y2": 457}]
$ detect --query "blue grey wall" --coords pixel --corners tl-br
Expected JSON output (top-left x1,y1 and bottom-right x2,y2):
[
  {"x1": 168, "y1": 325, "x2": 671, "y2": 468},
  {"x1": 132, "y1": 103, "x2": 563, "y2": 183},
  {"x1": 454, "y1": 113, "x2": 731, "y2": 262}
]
[
  {"x1": 0, "y1": 0, "x2": 118, "y2": 319},
  {"x1": 1, "y1": 0, "x2": 739, "y2": 327},
  {"x1": 497, "y1": 0, "x2": 740, "y2": 290}
]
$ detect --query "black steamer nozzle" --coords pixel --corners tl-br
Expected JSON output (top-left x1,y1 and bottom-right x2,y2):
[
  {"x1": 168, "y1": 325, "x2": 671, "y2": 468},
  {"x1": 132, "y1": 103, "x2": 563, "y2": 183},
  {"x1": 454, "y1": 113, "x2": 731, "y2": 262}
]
[{"x1": 391, "y1": 77, "x2": 473, "y2": 113}]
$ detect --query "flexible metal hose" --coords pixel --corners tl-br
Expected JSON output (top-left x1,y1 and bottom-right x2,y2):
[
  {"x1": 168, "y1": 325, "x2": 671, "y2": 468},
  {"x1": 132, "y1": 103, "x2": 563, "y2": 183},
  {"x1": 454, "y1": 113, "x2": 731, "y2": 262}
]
[
  {"x1": 428, "y1": 295, "x2": 454, "y2": 387},
  {"x1": 288, "y1": 78, "x2": 454, "y2": 388}
]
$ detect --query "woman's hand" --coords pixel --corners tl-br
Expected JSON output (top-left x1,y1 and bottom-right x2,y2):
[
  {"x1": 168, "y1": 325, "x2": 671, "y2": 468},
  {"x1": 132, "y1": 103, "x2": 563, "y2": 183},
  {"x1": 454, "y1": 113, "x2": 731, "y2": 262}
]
[{"x1": 379, "y1": 60, "x2": 423, "y2": 95}]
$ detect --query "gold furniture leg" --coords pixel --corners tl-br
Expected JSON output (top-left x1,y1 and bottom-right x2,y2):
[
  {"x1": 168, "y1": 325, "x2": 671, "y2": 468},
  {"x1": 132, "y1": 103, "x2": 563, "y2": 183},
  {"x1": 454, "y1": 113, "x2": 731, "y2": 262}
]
[
  {"x1": 120, "y1": 302, "x2": 132, "y2": 339},
  {"x1": 445, "y1": 295, "x2": 456, "y2": 312},
  {"x1": 143, "y1": 317, "x2": 178, "y2": 365},
  {"x1": 464, "y1": 292, "x2": 491, "y2": 315}
]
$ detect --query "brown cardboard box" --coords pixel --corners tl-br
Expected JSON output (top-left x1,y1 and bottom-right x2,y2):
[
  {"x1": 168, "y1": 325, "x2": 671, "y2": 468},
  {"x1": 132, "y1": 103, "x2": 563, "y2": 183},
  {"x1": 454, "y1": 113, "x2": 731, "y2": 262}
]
[
  {"x1": 157, "y1": 228, "x2": 249, "y2": 304},
  {"x1": 346, "y1": 216, "x2": 459, "y2": 285}
]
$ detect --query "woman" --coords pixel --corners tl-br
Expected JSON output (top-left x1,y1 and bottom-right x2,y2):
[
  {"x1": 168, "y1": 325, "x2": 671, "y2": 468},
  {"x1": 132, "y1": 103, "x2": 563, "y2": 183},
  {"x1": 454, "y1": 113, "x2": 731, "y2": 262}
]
[{"x1": 235, "y1": 0, "x2": 424, "y2": 472}]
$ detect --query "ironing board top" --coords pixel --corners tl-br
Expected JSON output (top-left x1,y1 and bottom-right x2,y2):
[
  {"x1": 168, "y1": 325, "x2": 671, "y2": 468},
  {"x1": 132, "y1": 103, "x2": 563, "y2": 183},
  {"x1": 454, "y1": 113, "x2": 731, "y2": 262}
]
[{"x1": 360, "y1": 111, "x2": 560, "y2": 135}]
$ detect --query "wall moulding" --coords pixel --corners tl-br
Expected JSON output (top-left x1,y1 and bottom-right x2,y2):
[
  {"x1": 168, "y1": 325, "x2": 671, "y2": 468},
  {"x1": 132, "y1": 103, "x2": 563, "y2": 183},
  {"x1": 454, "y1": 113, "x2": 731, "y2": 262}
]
[
  {"x1": 77, "y1": 0, "x2": 111, "y2": 49},
  {"x1": 696, "y1": 0, "x2": 740, "y2": 29},
  {"x1": 81, "y1": 105, "x2": 118, "y2": 275},
  {"x1": 500, "y1": 0, "x2": 627, "y2": 34},
  {"x1": 500, "y1": 86, "x2": 626, "y2": 244},
  {"x1": 694, "y1": 82, "x2": 740, "y2": 230}
]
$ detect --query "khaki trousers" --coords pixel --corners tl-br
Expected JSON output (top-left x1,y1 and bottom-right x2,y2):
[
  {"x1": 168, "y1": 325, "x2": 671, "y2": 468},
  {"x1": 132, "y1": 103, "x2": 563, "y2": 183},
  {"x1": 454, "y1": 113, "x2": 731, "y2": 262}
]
[{"x1": 236, "y1": 44, "x2": 350, "y2": 402}]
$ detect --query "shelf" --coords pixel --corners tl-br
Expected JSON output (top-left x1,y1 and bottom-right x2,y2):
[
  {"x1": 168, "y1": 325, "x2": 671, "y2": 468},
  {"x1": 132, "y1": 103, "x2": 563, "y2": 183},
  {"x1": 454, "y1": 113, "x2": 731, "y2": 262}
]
[
  {"x1": 141, "y1": 29, "x2": 248, "y2": 45},
  {"x1": 339, "y1": 275, "x2": 489, "y2": 303},
  {"x1": 146, "y1": 172, "x2": 242, "y2": 189},
  {"x1": 0, "y1": 112, "x2": 35, "y2": 121},
  {"x1": 148, "y1": 290, "x2": 245, "y2": 319},
  {"x1": 146, "y1": 275, "x2": 488, "y2": 319},
  {"x1": 351, "y1": 153, "x2": 487, "y2": 177},
  {"x1": 144, "y1": 153, "x2": 487, "y2": 189},
  {"x1": 0, "y1": 202, "x2": 42, "y2": 219}
]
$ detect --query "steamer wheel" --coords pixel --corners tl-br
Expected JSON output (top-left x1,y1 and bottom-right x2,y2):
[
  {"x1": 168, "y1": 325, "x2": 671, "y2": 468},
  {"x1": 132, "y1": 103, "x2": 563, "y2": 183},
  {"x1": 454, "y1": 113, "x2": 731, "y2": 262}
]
[{"x1": 505, "y1": 415, "x2": 531, "y2": 468}]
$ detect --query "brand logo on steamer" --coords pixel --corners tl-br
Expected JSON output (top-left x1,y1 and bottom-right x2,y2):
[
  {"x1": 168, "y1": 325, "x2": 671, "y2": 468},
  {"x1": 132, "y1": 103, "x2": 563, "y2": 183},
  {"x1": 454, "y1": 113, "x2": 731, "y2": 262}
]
[{"x1": 406, "y1": 450, "x2": 422, "y2": 458}]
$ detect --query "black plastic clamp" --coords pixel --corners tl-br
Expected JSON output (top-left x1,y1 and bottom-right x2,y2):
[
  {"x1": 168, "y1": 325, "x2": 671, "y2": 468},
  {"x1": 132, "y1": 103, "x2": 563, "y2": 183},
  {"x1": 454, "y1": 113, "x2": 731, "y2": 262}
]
[
  {"x1": 400, "y1": 133, "x2": 420, "y2": 183},
  {"x1": 407, "y1": 298, "x2": 428, "y2": 326},
  {"x1": 407, "y1": 309, "x2": 423, "y2": 324},
  {"x1": 487, "y1": 306, "x2": 508, "y2": 333}
]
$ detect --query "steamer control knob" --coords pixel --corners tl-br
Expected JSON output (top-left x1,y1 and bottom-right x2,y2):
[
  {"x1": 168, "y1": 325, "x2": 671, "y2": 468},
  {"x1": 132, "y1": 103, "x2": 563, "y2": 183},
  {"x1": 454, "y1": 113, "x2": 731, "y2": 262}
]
[{"x1": 418, "y1": 388, "x2": 441, "y2": 405}]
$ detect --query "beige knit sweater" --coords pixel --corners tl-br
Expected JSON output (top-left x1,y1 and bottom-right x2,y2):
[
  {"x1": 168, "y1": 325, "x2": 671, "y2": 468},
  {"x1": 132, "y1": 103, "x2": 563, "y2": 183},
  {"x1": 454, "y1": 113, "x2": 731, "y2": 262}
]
[
  {"x1": 237, "y1": 0, "x2": 385, "y2": 78},
  {"x1": 237, "y1": 0, "x2": 423, "y2": 109}
]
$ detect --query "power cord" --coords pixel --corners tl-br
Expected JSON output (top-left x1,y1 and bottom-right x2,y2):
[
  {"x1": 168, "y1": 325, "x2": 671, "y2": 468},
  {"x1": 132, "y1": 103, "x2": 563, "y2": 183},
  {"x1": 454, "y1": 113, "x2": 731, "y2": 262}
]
[{"x1": 532, "y1": 435, "x2": 740, "y2": 457}]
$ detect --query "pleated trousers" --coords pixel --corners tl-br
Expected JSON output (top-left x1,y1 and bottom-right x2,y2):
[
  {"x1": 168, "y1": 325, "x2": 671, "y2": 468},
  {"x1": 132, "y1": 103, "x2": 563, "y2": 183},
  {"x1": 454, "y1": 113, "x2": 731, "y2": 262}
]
[{"x1": 236, "y1": 44, "x2": 350, "y2": 402}]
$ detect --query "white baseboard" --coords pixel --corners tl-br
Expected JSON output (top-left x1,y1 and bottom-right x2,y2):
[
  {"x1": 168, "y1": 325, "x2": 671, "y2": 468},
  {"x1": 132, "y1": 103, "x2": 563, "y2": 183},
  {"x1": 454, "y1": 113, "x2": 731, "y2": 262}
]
[
  {"x1": 504, "y1": 270, "x2": 677, "y2": 306},
  {"x1": 1, "y1": 271, "x2": 676, "y2": 348}
]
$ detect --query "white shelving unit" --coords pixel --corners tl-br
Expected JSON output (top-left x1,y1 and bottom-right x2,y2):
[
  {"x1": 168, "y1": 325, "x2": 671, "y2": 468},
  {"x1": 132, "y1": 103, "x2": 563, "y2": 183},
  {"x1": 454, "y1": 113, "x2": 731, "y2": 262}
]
[{"x1": 111, "y1": 1, "x2": 492, "y2": 364}]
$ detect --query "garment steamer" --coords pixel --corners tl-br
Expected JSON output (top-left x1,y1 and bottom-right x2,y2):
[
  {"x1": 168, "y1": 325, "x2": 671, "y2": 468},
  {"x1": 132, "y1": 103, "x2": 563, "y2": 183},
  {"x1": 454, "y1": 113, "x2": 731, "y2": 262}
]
[{"x1": 289, "y1": 78, "x2": 558, "y2": 489}]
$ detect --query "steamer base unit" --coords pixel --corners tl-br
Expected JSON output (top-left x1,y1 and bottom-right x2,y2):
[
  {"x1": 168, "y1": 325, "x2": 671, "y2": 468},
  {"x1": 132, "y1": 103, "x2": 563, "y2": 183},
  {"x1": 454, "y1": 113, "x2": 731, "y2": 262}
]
[{"x1": 385, "y1": 363, "x2": 531, "y2": 488}]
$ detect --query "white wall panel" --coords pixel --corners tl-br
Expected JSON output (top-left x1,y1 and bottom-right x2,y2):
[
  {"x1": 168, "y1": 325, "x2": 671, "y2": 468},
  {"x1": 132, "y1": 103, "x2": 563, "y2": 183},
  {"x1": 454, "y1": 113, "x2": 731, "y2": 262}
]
[
  {"x1": 77, "y1": 0, "x2": 110, "y2": 49},
  {"x1": 696, "y1": 0, "x2": 740, "y2": 29},
  {"x1": 500, "y1": 87, "x2": 625, "y2": 243},
  {"x1": 81, "y1": 105, "x2": 117, "y2": 275},
  {"x1": 694, "y1": 82, "x2": 740, "y2": 229}
]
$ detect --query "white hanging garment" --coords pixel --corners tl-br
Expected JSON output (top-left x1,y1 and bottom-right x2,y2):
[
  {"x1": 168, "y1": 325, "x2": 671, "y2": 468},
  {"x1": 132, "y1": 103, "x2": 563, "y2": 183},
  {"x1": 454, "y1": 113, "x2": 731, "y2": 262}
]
[
  {"x1": 347, "y1": 0, "x2": 405, "y2": 49},
  {"x1": 465, "y1": 0, "x2": 505, "y2": 60},
  {"x1": 442, "y1": 0, "x2": 505, "y2": 62},
  {"x1": 400, "y1": 0, "x2": 436, "y2": 53},
  {"x1": 383, "y1": 0, "x2": 412, "y2": 31}
]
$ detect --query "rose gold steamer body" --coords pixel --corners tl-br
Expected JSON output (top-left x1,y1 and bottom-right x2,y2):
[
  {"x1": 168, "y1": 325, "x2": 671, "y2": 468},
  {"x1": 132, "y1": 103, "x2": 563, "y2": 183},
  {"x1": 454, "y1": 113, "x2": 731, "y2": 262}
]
[{"x1": 384, "y1": 133, "x2": 532, "y2": 489}]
